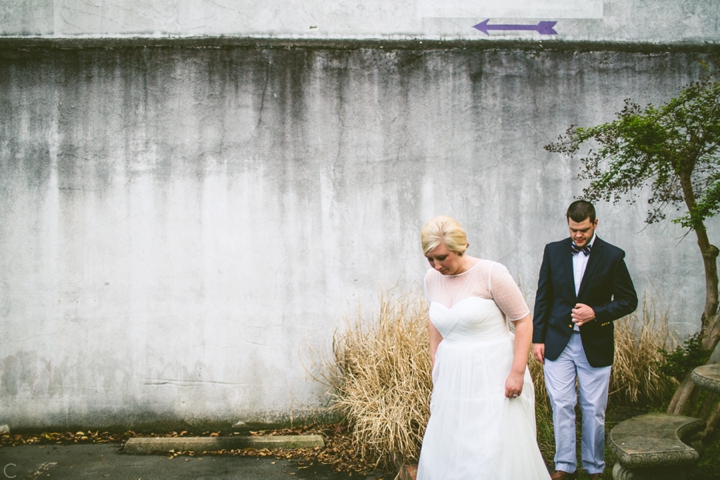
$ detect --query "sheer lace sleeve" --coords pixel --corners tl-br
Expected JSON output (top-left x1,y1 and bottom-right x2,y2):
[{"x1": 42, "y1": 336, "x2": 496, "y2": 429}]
[
  {"x1": 423, "y1": 267, "x2": 459, "y2": 307},
  {"x1": 424, "y1": 269, "x2": 432, "y2": 303},
  {"x1": 488, "y1": 262, "x2": 530, "y2": 321},
  {"x1": 424, "y1": 268, "x2": 440, "y2": 304}
]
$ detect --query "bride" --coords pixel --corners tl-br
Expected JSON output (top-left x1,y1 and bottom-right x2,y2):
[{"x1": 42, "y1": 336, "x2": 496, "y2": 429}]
[{"x1": 417, "y1": 216, "x2": 550, "y2": 480}]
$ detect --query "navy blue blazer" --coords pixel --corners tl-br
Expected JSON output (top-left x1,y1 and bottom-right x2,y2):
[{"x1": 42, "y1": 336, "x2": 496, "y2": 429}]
[{"x1": 533, "y1": 237, "x2": 638, "y2": 367}]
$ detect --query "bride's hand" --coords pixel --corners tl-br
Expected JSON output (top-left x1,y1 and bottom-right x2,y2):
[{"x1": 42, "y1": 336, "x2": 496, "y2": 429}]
[{"x1": 504, "y1": 371, "x2": 524, "y2": 398}]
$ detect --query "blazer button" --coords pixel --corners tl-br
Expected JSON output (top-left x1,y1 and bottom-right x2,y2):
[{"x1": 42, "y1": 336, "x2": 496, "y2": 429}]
[{"x1": 568, "y1": 324, "x2": 573, "y2": 328}]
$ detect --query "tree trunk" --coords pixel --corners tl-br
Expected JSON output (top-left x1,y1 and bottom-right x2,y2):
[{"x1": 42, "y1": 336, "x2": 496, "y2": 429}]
[
  {"x1": 703, "y1": 311, "x2": 720, "y2": 352},
  {"x1": 667, "y1": 166, "x2": 720, "y2": 414},
  {"x1": 677, "y1": 162, "x2": 719, "y2": 326},
  {"x1": 668, "y1": 375, "x2": 696, "y2": 415},
  {"x1": 698, "y1": 391, "x2": 719, "y2": 420},
  {"x1": 667, "y1": 313, "x2": 720, "y2": 416},
  {"x1": 702, "y1": 394, "x2": 720, "y2": 440},
  {"x1": 695, "y1": 227, "x2": 720, "y2": 328}
]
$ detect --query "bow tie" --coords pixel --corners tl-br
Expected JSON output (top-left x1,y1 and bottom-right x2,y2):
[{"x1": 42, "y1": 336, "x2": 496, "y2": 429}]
[{"x1": 571, "y1": 243, "x2": 592, "y2": 256}]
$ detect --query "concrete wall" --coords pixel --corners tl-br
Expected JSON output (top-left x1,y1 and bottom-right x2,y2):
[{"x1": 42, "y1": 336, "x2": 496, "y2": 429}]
[
  {"x1": 1, "y1": 0, "x2": 719, "y2": 44},
  {"x1": 1, "y1": 41, "x2": 718, "y2": 430},
  {"x1": 1, "y1": 0, "x2": 719, "y2": 431}
]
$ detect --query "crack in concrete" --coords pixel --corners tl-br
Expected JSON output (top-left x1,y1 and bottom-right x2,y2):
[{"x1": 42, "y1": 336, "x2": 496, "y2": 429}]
[{"x1": 143, "y1": 379, "x2": 244, "y2": 387}]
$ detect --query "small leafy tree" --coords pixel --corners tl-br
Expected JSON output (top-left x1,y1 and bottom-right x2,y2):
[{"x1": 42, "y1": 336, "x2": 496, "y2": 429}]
[
  {"x1": 545, "y1": 74, "x2": 720, "y2": 415},
  {"x1": 657, "y1": 332, "x2": 711, "y2": 382}
]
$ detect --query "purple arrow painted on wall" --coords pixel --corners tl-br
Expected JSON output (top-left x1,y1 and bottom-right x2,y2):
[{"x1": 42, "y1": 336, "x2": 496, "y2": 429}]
[{"x1": 473, "y1": 19, "x2": 558, "y2": 35}]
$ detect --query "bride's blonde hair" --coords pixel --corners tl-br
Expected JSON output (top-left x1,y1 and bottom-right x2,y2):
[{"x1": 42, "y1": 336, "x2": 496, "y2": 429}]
[{"x1": 421, "y1": 216, "x2": 469, "y2": 256}]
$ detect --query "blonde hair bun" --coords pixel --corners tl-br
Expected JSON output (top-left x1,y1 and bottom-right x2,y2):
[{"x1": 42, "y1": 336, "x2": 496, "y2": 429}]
[{"x1": 421, "y1": 216, "x2": 469, "y2": 256}]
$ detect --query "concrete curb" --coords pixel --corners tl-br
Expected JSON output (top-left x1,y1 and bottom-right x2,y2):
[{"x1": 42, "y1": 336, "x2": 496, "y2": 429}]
[{"x1": 123, "y1": 435, "x2": 325, "y2": 454}]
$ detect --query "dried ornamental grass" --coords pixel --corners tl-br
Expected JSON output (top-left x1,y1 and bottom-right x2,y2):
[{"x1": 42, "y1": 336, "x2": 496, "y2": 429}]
[
  {"x1": 609, "y1": 295, "x2": 679, "y2": 406},
  {"x1": 319, "y1": 291, "x2": 432, "y2": 469},
  {"x1": 528, "y1": 354, "x2": 555, "y2": 459}
]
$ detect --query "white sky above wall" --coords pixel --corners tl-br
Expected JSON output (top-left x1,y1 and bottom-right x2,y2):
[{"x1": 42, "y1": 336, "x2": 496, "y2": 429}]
[
  {"x1": 419, "y1": 0, "x2": 602, "y2": 18},
  {"x1": 0, "y1": 0, "x2": 717, "y2": 43}
]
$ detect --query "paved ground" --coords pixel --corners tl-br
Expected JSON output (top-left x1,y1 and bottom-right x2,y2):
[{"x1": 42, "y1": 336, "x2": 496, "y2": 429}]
[{"x1": 0, "y1": 444, "x2": 390, "y2": 480}]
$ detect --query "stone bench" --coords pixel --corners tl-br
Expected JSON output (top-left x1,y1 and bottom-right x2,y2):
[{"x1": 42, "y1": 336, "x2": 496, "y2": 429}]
[
  {"x1": 691, "y1": 364, "x2": 720, "y2": 394},
  {"x1": 609, "y1": 413, "x2": 705, "y2": 480}
]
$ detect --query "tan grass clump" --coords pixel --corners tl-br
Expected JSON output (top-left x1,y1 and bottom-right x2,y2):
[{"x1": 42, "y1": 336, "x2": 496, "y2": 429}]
[
  {"x1": 609, "y1": 295, "x2": 679, "y2": 406},
  {"x1": 317, "y1": 290, "x2": 432, "y2": 469},
  {"x1": 528, "y1": 354, "x2": 555, "y2": 460}
]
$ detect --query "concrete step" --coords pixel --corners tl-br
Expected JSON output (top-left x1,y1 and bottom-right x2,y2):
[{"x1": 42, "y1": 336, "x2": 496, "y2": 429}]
[{"x1": 124, "y1": 435, "x2": 325, "y2": 454}]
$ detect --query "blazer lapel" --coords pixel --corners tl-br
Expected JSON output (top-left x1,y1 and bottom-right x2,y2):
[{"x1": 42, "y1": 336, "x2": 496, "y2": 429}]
[
  {"x1": 577, "y1": 237, "x2": 604, "y2": 299},
  {"x1": 560, "y1": 238, "x2": 576, "y2": 300}
]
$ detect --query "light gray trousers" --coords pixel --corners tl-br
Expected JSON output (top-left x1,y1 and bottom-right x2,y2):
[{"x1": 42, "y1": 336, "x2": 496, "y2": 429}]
[{"x1": 544, "y1": 333, "x2": 612, "y2": 475}]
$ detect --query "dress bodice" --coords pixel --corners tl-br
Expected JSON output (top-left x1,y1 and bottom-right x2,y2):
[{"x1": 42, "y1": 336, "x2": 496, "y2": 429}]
[
  {"x1": 429, "y1": 296, "x2": 510, "y2": 343},
  {"x1": 424, "y1": 259, "x2": 529, "y2": 343}
]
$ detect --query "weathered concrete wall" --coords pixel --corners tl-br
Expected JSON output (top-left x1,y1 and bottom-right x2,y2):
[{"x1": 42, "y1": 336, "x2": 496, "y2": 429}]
[
  {"x1": 0, "y1": 42, "x2": 718, "y2": 429},
  {"x1": 0, "y1": 0, "x2": 719, "y2": 44}
]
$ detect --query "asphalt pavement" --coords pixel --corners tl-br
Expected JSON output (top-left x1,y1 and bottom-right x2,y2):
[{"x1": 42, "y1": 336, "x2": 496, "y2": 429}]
[{"x1": 0, "y1": 443, "x2": 389, "y2": 480}]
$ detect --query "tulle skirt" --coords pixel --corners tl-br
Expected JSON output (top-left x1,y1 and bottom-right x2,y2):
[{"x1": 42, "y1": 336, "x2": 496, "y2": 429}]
[{"x1": 417, "y1": 335, "x2": 551, "y2": 480}]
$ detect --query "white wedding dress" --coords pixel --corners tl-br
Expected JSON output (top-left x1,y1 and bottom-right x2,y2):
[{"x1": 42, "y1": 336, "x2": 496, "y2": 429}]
[{"x1": 417, "y1": 259, "x2": 551, "y2": 480}]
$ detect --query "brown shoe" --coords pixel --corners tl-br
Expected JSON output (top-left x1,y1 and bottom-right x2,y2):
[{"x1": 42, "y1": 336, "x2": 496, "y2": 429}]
[{"x1": 550, "y1": 471, "x2": 578, "y2": 480}]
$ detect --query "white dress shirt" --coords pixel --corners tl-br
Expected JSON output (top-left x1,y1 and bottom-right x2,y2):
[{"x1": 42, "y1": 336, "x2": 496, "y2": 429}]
[{"x1": 572, "y1": 234, "x2": 596, "y2": 331}]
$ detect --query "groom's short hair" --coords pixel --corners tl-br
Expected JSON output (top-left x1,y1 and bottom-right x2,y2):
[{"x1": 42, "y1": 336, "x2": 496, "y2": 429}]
[{"x1": 566, "y1": 200, "x2": 596, "y2": 223}]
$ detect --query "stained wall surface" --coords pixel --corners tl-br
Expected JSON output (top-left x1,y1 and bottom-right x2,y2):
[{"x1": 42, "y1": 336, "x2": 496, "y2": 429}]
[{"x1": 1, "y1": 0, "x2": 719, "y2": 430}]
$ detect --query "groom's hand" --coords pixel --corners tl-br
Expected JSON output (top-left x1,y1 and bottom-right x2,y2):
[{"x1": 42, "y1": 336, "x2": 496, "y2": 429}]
[
  {"x1": 571, "y1": 303, "x2": 596, "y2": 326},
  {"x1": 532, "y1": 343, "x2": 545, "y2": 364}
]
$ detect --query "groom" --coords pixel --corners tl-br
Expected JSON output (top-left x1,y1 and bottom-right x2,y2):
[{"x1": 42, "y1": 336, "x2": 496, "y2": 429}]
[{"x1": 533, "y1": 200, "x2": 638, "y2": 480}]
